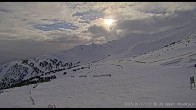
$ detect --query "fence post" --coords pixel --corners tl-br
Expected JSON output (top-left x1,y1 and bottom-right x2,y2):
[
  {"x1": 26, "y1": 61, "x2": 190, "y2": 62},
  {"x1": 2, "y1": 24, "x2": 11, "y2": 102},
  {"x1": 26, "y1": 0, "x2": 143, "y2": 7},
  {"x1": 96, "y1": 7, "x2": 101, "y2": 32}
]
[
  {"x1": 190, "y1": 79, "x2": 192, "y2": 89},
  {"x1": 190, "y1": 76, "x2": 195, "y2": 89}
]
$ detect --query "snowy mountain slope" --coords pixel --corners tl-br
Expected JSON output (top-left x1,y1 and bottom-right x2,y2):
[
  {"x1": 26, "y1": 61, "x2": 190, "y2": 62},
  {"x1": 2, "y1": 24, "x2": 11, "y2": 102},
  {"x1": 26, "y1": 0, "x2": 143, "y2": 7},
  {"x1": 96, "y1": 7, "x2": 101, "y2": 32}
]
[
  {"x1": 121, "y1": 19, "x2": 196, "y2": 58},
  {"x1": 134, "y1": 35, "x2": 196, "y2": 68},
  {"x1": 0, "y1": 54, "x2": 195, "y2": 108},
  {"x1": 0, "y1": 18, "x2": 196, "y2": 90},
  {"x1": 0, "y1": 18, "x2": 196, "y2": 107},
  {"x1": 0, "y1": 56, "x2": 81, "y2": 89},
  {"x1": 52, "y1": 18, "x2": 196, "y2": 62},
  {"x1": 0, "y1": 34, "x2": 148, "y2": 89}
]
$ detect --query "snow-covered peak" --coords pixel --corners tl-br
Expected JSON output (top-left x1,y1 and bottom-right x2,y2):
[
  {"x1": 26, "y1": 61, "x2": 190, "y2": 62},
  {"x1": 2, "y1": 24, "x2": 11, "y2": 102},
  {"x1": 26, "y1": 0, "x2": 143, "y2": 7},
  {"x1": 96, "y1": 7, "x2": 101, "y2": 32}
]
[{"x1": 0, "y1": 18, "x2": 196, "y2": 90}]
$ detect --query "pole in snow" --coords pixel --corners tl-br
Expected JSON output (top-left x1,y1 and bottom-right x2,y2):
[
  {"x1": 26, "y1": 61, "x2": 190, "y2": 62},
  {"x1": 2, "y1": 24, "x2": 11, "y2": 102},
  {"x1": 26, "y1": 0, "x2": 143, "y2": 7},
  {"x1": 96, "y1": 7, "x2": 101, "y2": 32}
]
[{"x1": 190, "y1": 76, "x2": 195, "y2": 89}]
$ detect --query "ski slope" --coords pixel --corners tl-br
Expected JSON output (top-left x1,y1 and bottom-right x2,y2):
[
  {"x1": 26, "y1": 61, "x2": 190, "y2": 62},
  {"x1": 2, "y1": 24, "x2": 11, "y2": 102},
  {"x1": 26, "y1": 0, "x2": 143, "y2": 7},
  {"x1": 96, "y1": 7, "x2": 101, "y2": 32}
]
[{"x1": 0, "y1": 57, "x2": 195, "y2": 108}]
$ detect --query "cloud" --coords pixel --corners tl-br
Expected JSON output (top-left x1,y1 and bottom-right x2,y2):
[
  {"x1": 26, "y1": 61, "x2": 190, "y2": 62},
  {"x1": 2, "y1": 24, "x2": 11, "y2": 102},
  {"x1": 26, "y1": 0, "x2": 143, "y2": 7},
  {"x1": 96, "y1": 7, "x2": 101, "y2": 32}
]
[
  {"x1": 87, "y1": 25, "x2": 107, "y2": 35},
  {"x1": 0, "y1": 2, "x2": 196, "y2": 64},
  {"x1": 1, "y1": 2, "x2": 196, "y2": 41},
  {"x1": 33, "y1": 21, "x2": 79, "y2": 31},
  {"x1": 46, "y1": 32, "x2": 84, "y2": 43},
  {"x1": 115, "y1": 9, "x2": 196, "y2": 34},
  {"x1": 0, "y1": 39, "x2": 65, "y2": 65},
  {"x1": 72, "y1": 10, "x2": 103, "y2": 22},
  {"x1": 0, "y1": 8, "x2": 11, "y2": 13}
]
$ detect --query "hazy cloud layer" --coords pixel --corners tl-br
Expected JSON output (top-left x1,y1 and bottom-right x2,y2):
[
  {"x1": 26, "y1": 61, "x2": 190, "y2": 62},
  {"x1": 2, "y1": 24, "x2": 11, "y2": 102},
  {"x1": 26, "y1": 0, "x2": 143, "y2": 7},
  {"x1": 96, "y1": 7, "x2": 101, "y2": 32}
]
[{"x1": 116, "y1": 10, "x2": 196, "y2": 34}]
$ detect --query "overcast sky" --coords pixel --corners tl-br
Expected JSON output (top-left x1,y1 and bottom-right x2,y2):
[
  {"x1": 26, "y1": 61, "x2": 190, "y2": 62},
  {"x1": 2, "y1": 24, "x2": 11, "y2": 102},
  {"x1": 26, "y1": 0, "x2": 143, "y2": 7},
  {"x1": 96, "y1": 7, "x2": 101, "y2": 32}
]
[{"x1": 0, "y1": 2, "x2": 196, "y2": 65}]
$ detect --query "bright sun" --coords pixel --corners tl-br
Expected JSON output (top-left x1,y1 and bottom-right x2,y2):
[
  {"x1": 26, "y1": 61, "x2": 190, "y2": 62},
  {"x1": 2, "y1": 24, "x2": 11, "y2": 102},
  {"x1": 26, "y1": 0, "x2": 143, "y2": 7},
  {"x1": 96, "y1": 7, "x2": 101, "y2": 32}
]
[{"x1": 104, "y1": 19, "x2": 114, "y2": 27}]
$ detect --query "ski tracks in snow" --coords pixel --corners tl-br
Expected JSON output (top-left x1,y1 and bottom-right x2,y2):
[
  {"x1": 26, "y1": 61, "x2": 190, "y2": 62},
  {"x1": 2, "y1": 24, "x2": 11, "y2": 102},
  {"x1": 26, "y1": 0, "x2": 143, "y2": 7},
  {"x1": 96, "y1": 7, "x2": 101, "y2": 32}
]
[{"x1": 29, "y1": 90, "x2": 35, "y2": 106}]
